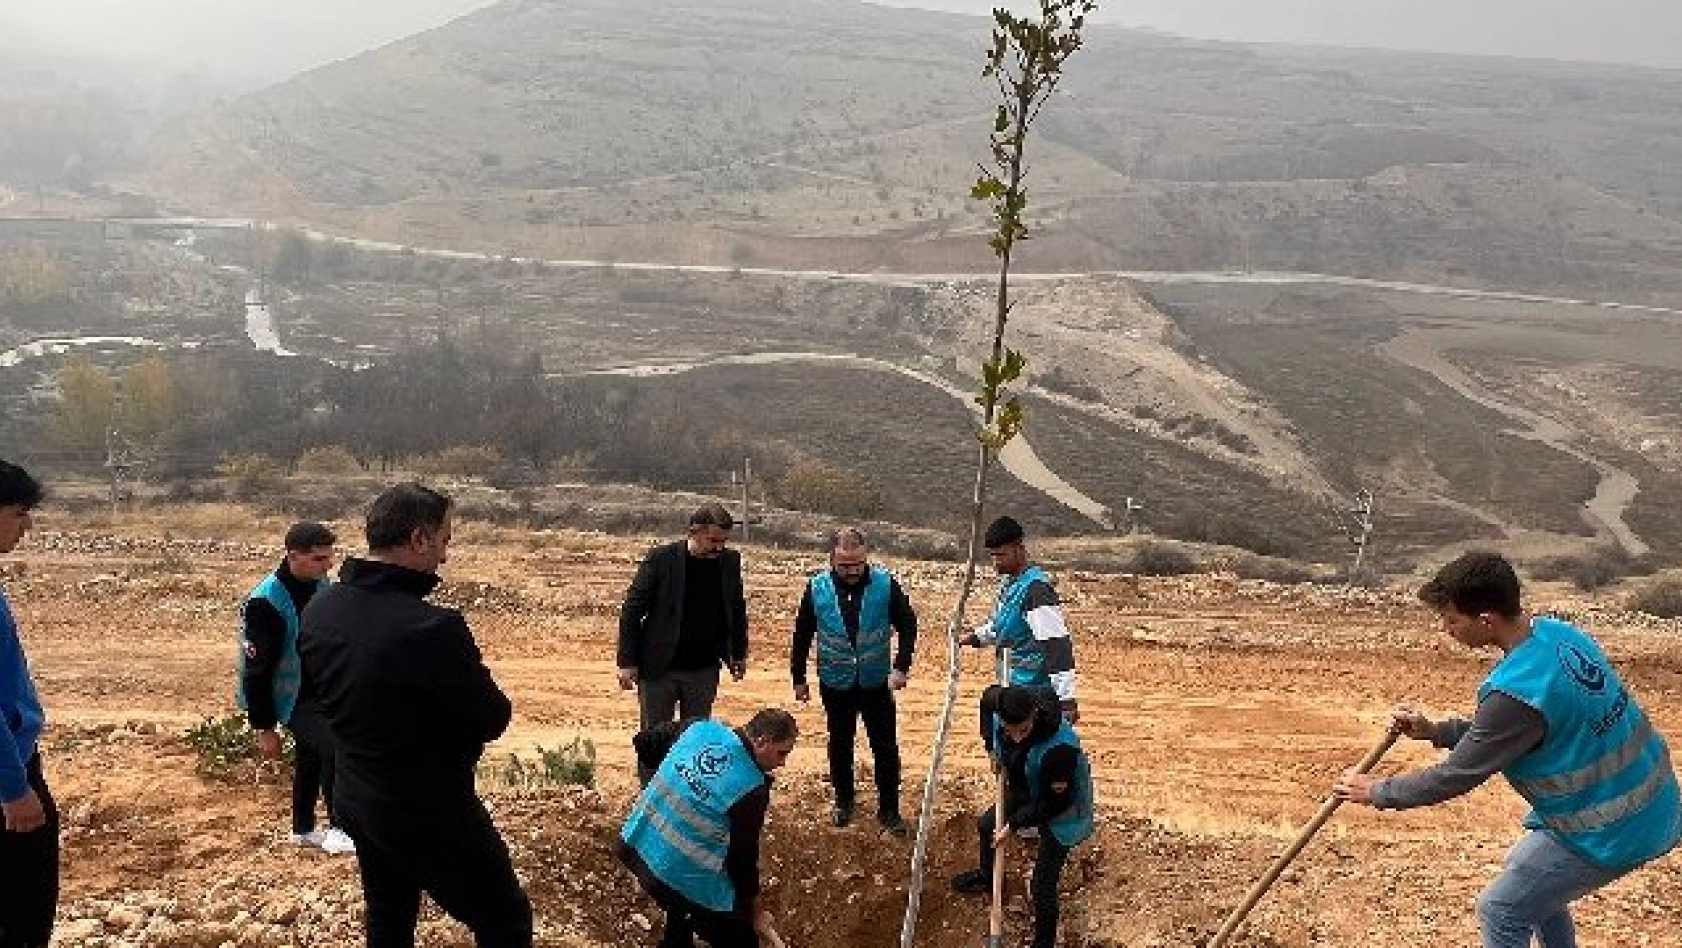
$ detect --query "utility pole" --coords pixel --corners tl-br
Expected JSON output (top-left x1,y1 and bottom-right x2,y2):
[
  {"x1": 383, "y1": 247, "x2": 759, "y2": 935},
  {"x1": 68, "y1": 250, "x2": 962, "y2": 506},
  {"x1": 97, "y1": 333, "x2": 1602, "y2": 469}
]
[
  {"x1": 1122, "y1": 495, "x2": 1145, "y2": 534},
  {"x1": 1342, "y1": 488, "x2": 1376, "y2": 590},
  {"x1": 740, "y1": 457, "x2": 752, "y2": 543},
  {"x1": 105, "y1": 424, "x2": 134, "y2": 514}
]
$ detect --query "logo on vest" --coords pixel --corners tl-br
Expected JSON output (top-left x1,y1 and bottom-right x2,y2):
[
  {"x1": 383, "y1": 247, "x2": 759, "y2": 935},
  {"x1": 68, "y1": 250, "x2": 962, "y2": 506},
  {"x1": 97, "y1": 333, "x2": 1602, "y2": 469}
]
[
  {"x1": 675, "y1": 743, "x2": 732, "y2": 800},
  {"x1": 1557, "y1": 644, "x2": 1607, "y2": 694}
]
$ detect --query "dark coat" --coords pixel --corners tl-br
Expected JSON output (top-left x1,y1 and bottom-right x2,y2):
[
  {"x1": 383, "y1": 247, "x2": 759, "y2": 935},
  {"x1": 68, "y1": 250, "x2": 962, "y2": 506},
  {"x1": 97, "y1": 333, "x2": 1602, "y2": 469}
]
[
  {"x1": 616, "y1": 540, "x2": 749, "y2": 680},
  {"x1": 298, "y1": 557, "x2": 511, "y2": 822}
]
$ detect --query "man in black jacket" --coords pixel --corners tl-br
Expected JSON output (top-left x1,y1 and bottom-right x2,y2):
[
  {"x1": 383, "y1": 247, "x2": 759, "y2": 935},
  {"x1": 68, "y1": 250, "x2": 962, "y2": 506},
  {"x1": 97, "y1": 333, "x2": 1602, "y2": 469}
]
[
  {"x1": 299, "y1": 483, "x2": 531, "y2": 948},
  {"x1": 238, "y1": 520, "x2": 353, "y2": 853},
  {"x1": 617, "y1": 505, "x2": 750, "y2": 740}
]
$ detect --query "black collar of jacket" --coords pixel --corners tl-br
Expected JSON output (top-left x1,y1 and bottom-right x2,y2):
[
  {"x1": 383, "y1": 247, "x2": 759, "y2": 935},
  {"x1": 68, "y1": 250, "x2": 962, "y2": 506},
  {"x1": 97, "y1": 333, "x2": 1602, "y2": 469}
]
[{"x1": 338, "y1": 556, "x2": 442, "y2": 598}]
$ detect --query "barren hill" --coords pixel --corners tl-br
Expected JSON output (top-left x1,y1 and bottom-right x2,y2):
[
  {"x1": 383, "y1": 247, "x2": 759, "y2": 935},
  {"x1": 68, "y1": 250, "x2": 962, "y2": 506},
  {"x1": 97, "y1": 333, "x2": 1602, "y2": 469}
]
[{"x1": 140, "y1": 0, "x2": 1682, "y2": 299}]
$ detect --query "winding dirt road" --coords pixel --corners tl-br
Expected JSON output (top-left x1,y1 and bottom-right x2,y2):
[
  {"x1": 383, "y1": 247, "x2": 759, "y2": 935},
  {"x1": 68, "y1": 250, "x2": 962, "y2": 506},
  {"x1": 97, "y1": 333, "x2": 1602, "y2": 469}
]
[{"x1": 1382, "y1": 327, "x2": 1649, "y2": 557}]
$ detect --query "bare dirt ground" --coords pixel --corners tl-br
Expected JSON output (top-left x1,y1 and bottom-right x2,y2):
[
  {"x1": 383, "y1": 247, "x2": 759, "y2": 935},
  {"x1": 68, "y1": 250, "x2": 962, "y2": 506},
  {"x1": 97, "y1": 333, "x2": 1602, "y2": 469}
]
[{"x1": 7, "y1": 505, "x2": 1682, "y2": 947}]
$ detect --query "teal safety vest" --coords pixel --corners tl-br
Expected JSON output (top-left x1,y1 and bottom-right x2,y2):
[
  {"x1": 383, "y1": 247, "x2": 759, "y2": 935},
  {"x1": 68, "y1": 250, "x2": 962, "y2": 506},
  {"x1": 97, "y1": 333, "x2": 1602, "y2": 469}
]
[
  {"x1": 235, "y1": 572, "x2": 322, "y2": 725},
  {"x1": 1481, "y1": 616, "x2": 1681, "y2": 870},
  {"x1": 992, "y1": 565, "x2": 1053, "y2": 689},
  {"x1": 992, "y1": 716, "x2": 1096, "y2": 847},
  {"x1": 810, "y1": 567, "x2": 894, "y2": 690},
  {"x1": 622, "y1": 720, "x2": 767, "y2": 912}
]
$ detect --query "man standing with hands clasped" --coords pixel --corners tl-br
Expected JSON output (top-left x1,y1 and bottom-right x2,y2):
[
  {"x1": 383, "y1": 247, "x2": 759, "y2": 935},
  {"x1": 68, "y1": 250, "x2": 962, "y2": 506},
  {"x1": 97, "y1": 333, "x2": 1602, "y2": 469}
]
[
  {"x1": 617, "y1": 505, "x2": 750, "y2": 759},
  {"x1": 1334, "y1": 551, "x2": 1680, "y2": 948},
  {"x1": 790, "y1": 527, "x2": 917, "y2": 834}
]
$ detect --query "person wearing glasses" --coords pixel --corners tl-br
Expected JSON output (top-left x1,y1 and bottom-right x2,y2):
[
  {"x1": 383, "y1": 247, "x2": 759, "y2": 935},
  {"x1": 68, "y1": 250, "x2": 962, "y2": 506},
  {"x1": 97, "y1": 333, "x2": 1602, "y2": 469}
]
[
  {"x1": 238, "y1": 520, "x2": 354, "y2": 854},
  {"x1": 790, "y1": 527, "x2": 918, "y2": 834}
]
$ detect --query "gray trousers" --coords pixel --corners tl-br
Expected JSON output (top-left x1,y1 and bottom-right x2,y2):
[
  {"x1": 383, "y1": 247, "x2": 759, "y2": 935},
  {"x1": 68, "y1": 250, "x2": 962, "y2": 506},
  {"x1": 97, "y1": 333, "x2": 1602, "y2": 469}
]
[{"x1": 637, "y1": 665, "x2": 722, "y2": 732}]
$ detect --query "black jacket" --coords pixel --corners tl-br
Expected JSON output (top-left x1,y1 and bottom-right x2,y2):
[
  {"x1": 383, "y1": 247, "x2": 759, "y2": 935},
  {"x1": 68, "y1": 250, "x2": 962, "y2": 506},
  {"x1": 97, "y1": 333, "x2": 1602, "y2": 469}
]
[
  {"x1": 616, "y1": 541, "x2": 749, "y2": 679},
  {"x1": 298, "y1": 557, "x2": 511, "y2": 820},
  {"x1": 240, "y1": 559, "x2": 323, "y2": 731},
  {"x1": 980, "y1": 686, "x2": 1080, "y2": 830}
]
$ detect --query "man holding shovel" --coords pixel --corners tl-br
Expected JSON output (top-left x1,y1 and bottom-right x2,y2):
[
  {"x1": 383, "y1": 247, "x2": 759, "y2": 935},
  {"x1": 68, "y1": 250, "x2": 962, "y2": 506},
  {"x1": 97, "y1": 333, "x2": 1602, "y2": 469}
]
[
  {"x1": 1334, "y1": 551, "x2": 1680, "y2": 948},
  {"x1": 951, "y1": 685, "x2": 1095, "y2": 948},
  {"x1": 961, "y1": 517, "x2": 1080, "y2": 723}
]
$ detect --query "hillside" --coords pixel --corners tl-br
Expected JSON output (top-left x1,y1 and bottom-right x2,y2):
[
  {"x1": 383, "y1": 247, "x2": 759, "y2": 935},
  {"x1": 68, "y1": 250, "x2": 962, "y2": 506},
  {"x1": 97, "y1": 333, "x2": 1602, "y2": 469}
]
[{"x1": 138, "y1": 0, "x2": 1682, "y2": 301}]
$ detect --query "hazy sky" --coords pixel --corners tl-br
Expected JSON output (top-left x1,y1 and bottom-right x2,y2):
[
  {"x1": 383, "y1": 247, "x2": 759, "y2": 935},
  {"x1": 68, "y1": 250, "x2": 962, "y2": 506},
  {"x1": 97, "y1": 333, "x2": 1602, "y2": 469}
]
[{"x1": 5, "y1": 0, "x2": 1679, "y2": 81}]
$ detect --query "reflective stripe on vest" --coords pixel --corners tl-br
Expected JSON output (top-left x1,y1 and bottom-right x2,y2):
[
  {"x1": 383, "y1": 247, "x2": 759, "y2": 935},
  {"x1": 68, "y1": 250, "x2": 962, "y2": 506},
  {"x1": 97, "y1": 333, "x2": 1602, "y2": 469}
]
[
  {"x1": 810, "y1": 568, "x2": 893, "y2": 690},
  {"x1": 992, "y1": 566, "x2": 1051, "y2": 688},
  {"x1": 235, "y1": 572, "x2": 322, "y2": 725},
  {"x1": 621, "y1": 720, "x2": 765, "y2": 912},
  {"x1": 1481, "y1": 617, "x2": 1682, "y2": 869}
]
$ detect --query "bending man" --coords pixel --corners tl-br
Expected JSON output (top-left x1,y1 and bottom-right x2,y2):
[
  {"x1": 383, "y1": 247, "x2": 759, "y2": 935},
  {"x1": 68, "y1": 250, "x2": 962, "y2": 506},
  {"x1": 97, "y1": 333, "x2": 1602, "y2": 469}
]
[{"x1": 1335, "y1": 551, "x2": 1680, "y2": 948}]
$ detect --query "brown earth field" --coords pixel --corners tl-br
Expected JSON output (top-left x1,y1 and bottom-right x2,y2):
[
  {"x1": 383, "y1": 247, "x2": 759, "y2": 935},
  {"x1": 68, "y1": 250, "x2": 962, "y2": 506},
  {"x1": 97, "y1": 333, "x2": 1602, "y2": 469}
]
[{"x1": 7, "y1": 505, "x2": 1682, "y2": 947}]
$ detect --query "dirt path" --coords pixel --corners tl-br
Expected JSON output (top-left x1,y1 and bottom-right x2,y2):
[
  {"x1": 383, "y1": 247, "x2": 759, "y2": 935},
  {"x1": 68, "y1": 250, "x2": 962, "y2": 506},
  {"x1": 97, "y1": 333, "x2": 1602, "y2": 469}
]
[{"x1": 1382, "y1": 327, "x2": 1649, "y2": 557}]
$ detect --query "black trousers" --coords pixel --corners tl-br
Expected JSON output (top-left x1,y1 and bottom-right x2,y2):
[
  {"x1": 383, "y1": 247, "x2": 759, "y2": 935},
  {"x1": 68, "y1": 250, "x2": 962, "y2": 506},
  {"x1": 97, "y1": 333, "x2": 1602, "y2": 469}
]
[
  {"x1": 820, "y1": 683, "x2": 900, "y2": 814},
  {"x1": 656, "y1": 902, "x2": 758, "y2": 948},
  {"x1": 286, "y1": 703, "x2": 337, "y2": 835},
  {"x1": 977, "y1": 807, "x2": 1071, "y2": 948},
  {"x1": 345, "y1": 801, "x2": 533, "y2": 948},
  {"x1": 649, "y1": 886, "x2": 758, "y2": 948},
  {"x1": 0, "y1": 755, "x2": 59, "y2": 948}
]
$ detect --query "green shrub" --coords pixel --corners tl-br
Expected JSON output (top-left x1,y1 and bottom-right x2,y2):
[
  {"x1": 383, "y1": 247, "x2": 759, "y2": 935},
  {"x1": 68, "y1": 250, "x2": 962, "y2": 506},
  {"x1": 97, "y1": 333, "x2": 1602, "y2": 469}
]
[
  {"x1": 183, "y1": 713, "x2": 290, "y2": 780},
  {"x1": 493, "y1": 736, "x2": 596, "y2": 791}
]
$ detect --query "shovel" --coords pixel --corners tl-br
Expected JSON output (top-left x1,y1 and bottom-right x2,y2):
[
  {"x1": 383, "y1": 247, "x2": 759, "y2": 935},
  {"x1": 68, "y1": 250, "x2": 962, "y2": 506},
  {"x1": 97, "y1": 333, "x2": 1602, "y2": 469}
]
[{"x1": 1206, "y1": 729, "x2": 1399, "y2": 948}]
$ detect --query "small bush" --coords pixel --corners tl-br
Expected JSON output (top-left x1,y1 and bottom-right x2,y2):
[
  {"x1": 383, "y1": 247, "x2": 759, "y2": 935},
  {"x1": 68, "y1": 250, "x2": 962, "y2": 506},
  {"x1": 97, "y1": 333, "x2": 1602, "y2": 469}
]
[
  {"x1": 218, "y1": 454, "x2": 284, "y2": 500},
  {"x1": 493, "y1": 737, "x2": 596, "y2": 791},
  {"x1": 1230, "y1": 554, "x2": 1316, "y2": 585},
  {"x1": 773, "y1": 460, "x2": 884, "y2": 520},
  {"x1": 295, "y1": 445, "x2": 364, "y2": 476},
  {"x1": 1530, "y1": 548, "x2": 1652, "y2": 592},
  {"x1": 183, "y1": 713, "x2": 290, "y2": 780},
  {"x1": 1128, "y1": 541, "x2": 1198, "y2": 577},
  {"x1": 411, "y1": 445, "x2": 503, "y2": 481},
  {"x1": 1628, "y1": 579, "x2": 1682, "y2": 619}
]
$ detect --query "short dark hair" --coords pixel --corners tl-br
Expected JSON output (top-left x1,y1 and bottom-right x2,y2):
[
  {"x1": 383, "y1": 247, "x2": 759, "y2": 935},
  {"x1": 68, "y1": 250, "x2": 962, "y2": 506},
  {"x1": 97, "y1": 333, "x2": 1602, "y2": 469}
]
[
  {"x1": 365, "y1": 483, "x2": 452, "y2": 551},
  {"x1": 830, "y1": 526, "x2": 868, "y2": 551},
  {"x1": 995, "y1": 686, "x2": 1039, "y2": 726},
  {"x1": 689, "y1": 503, "x2": 735, "y2": 531},
  {"x1": 284, "y1": 521, "x2": 337, "y2": 551},
  {"x1": 0, "y1": 460, "x2": 43, "y2": 509},
  {"x1": 984, "y1": 516, "x2": 1024, "y2": 549},
  {"x1": 744, "y1": 707, "x2": 799, "y2": 743},
  {"x1": 1419, "y1": 551, "x2": 1522, "y2": 619}
]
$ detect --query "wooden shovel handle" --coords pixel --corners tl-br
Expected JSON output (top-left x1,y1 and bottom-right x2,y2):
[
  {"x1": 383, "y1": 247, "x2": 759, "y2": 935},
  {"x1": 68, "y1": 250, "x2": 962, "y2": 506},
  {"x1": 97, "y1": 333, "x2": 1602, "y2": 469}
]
[{"x1": 1206, "y1": 729, "x2": 1400, "y2": 948}]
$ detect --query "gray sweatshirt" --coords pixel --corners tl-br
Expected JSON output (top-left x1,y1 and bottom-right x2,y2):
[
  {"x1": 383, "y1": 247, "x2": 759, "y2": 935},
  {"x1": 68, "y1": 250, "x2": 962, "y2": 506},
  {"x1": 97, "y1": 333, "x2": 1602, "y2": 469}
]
[{"x1": 1371, "y1": 691, "x2": 1547, "y2": 810}]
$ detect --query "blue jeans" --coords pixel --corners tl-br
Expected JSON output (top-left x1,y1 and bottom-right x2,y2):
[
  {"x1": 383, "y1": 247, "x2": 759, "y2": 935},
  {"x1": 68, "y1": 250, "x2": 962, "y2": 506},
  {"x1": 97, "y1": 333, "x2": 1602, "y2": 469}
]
[{"x1": 1477, "y1": 831, "x2": 1632, "y2": 948}]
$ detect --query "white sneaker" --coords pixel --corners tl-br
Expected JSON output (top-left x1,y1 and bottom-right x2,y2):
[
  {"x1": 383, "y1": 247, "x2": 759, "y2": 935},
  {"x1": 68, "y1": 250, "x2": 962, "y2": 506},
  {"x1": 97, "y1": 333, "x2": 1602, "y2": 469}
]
[
  {"x1": 319, "y1": 827, "x2": 357, "y2": 854},
  {"x1": 1013, "y1": 826, "x2": 1040, "y2": 840},
  {"x1": 289, "y1": 829, "x2": 327, "y2": 847}
]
